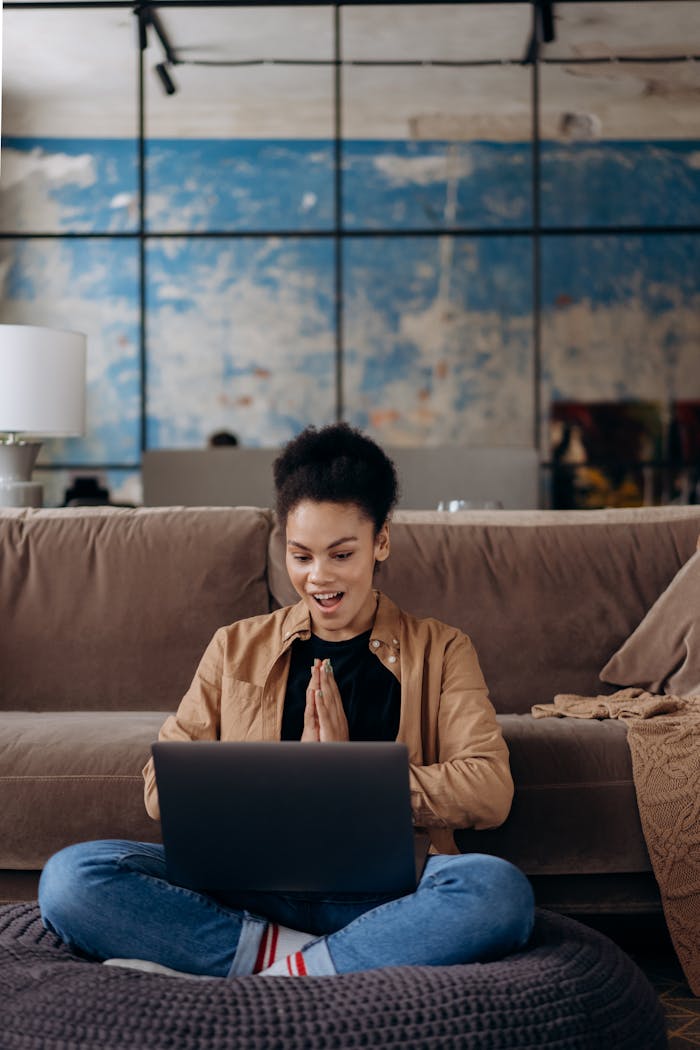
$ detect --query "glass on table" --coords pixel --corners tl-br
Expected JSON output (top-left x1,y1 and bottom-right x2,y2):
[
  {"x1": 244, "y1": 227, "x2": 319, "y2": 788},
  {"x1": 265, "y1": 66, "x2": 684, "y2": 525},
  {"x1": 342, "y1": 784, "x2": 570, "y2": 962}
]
[{"x1": 437, "y1": 499, "x2": 503, "y2": 511}]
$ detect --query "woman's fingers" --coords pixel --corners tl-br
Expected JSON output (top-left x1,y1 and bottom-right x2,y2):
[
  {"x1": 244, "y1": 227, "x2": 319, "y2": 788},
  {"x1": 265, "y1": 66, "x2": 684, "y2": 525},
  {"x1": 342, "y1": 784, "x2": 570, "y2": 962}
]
[
  {"x1": 301, "y1": 661, "x2": 321, "y2": 741},
  {"x1": 316, "y1": 660, "x2": 349, "y2": 742},
  {"x1": 301, "y1": 691, "x2": 319, "y2": 740},
  {"x1": 301, "y1": 658, "x2": 349, "y2": 742}
]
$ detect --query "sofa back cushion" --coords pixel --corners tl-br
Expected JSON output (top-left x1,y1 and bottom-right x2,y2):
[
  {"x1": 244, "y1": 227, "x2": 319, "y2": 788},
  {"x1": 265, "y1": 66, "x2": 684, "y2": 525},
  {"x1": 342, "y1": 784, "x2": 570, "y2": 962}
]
[
  {"x1": 268, "y1": 507, "x2": 700, "y2": 714},
  {"x1": 0, "y1": 507, "x2": 271, "y2": 712}
]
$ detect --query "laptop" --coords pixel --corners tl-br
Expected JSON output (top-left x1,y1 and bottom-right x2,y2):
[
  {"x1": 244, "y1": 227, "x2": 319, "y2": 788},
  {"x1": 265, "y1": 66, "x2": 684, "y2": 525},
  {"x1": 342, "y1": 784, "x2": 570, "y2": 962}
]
[{"x1": 152, "y1": 741, "x2": 429, "y2": 896}]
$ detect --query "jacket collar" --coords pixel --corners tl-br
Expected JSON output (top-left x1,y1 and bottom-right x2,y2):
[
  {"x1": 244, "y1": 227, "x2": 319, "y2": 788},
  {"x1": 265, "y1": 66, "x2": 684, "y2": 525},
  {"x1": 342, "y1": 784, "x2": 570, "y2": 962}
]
[
  {"x1": 370, "y1": 591, "x2": 402, "y2": 654},
  {"x1": 280, "y1": 600, "x2": 312, "y2": 645},
  {"x1": 280, "y1": 590, "x2": 402, "y2": 652}
]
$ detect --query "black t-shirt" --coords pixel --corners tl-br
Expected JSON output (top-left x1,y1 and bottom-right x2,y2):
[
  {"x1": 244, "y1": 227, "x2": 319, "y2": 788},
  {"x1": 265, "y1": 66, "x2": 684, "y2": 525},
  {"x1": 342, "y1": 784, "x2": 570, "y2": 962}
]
[{"x1": 281, "y1": 630, "x2": 401, "y2": 742}]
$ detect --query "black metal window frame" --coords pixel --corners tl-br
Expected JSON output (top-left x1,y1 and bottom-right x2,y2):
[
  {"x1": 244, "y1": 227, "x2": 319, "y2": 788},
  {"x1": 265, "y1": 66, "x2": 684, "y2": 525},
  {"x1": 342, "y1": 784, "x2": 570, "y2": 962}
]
[{"x1": 3, "y1": 0, "x2": 700, "y2": 498}]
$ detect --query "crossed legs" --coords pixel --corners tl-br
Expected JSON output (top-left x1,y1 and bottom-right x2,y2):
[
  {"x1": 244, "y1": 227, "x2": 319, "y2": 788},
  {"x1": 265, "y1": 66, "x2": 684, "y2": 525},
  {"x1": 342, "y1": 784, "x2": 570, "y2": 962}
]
[{"x1": 39, "y1": 840, "x2": 535, "y2": 977}]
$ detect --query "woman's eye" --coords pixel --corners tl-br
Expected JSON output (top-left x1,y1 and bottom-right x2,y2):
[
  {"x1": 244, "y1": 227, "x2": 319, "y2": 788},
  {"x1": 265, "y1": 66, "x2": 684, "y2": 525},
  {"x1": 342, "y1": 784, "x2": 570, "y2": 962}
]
[
  {"x1": 334, "y1": 552, "x2": 352, "y2": 560},
  {"x1": 293, "y1": 554, "x2": 310, "y2": 562}
]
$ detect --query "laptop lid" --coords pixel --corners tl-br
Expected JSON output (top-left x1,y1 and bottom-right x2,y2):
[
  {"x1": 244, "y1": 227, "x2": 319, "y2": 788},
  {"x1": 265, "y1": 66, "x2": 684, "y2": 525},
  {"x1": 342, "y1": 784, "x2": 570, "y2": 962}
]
[{"x1": 152, "y1": 741, "x2": 427, "y2": 896}]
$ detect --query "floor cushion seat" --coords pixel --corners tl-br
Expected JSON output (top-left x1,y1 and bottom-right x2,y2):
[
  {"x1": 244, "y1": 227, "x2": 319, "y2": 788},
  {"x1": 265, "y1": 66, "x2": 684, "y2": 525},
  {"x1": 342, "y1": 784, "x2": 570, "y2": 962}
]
[{"x1": 0, "y1": 903, "x2": 666, "y2": 1050}]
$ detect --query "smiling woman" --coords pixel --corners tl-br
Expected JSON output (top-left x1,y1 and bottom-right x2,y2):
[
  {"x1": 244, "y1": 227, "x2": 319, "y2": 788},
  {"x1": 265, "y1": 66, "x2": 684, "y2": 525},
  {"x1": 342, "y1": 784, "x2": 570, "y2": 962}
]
[
  {"x1": 38, "y1": 422, "x2": 534, "y2": 980},
  {"x1": 277, "y1": 422, "x2": 396, "y2": 642},
  {"x1": 274, "y1": 428, "x2": 397, "y2": 741},
  {"x1": 285, "y1": 499, "x2": 388, "y2": 634}
]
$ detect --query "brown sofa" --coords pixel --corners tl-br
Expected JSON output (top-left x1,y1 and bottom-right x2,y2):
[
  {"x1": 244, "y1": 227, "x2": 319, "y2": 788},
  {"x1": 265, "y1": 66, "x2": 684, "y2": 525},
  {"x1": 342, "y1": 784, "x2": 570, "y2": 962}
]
[{"x1": 2, "y1": 503, "x2": 700, "y2": 916}]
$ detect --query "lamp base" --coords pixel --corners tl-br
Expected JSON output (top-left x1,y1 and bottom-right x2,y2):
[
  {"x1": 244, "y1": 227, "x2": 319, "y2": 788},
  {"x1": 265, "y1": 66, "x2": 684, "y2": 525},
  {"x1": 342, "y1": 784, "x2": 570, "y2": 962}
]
[
  {"x1": 0, "y1": 442, "x2": 43, "y2": 508},
  {"x1": 0, "y1": 480, "x2": 43, "y2": 508}
]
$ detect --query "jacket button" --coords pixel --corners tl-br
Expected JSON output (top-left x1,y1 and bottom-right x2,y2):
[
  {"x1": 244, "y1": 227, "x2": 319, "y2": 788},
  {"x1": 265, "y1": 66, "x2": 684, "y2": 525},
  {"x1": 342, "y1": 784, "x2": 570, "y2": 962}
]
[
  {"x1": 392, "y1": 638, "x2": 399, "y2": 646},
  {"x1": 388, "y1": 655, "x2": 397, "y2": 663},
  {"x1": 372, "y1": 639, "x2": 380, "y2": 649}
]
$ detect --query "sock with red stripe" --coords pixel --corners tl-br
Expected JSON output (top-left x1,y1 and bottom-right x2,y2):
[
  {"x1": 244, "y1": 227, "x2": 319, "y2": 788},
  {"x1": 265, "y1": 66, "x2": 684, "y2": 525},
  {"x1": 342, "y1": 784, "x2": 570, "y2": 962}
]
[
  {"x1": 258, "y1": 948, "x2": 308, "y2": 977},
  {"x1": 252, "y1": 923, "x2": 313, "y2": 974}
]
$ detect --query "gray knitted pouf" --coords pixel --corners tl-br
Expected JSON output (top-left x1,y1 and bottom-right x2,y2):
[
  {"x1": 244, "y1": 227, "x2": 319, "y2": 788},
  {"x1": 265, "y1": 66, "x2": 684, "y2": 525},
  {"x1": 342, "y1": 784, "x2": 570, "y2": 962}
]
[{"x1": 0, "y1": 903, "x2": 666, "y2": 1050}]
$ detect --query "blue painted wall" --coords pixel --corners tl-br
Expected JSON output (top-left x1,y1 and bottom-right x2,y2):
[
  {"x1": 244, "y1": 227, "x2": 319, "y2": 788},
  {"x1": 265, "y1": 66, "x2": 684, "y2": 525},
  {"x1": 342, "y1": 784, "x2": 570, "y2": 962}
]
[{"x1": 0, "y1": 135, "x2": 698, "y2": 503}]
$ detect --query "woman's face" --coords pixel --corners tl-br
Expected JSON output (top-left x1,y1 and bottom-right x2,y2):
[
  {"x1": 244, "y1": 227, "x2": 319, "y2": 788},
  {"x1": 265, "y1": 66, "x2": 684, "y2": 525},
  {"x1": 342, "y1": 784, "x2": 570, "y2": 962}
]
[{"x1": 285, "y1": 500, "x2": 390, "y2": 641}]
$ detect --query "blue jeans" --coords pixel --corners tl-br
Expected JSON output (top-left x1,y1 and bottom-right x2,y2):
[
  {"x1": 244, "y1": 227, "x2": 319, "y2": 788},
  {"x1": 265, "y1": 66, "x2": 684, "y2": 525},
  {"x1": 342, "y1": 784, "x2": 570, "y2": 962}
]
[{"x1": 39, "y1": 840, "x2": 534, "y2": 977}]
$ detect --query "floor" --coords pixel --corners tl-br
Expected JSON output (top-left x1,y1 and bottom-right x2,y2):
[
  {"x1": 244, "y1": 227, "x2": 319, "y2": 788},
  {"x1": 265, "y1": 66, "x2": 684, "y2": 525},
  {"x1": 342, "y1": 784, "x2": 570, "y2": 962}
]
[
  {"x1": 644, "y1": 957, "x2": 700, "y2": 1049},
  {"x1": 577, "y1": 914, "x2": 699, "y2": 1048}
]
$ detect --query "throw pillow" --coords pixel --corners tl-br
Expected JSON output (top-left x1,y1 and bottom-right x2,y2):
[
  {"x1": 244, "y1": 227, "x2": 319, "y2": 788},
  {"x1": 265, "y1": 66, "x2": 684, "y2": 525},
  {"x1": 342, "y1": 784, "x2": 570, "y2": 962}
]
[{"x1": 600, "y1": 547, "x2": 700, "y2": 696}]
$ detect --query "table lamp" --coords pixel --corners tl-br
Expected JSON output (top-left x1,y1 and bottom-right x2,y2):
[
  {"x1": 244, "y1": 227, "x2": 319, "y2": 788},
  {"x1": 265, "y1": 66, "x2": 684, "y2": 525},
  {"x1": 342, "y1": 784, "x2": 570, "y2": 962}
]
[{"x1": 0, "y1": 324, "x2": 87, "y2": 508}]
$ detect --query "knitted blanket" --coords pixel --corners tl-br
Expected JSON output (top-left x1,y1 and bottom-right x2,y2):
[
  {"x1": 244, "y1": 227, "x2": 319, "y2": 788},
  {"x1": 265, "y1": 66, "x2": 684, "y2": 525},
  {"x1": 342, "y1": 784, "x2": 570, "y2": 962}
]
[{"x1": 533, "y1": 688, "x2": 700, "y2": 996}]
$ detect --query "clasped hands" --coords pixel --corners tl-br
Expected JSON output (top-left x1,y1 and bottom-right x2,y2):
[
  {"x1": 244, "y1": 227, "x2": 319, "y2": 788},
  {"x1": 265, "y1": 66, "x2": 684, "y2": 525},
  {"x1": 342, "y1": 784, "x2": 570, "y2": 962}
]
[{"x1": 301, "y1": 658, "x2": 349, "y2": 742}]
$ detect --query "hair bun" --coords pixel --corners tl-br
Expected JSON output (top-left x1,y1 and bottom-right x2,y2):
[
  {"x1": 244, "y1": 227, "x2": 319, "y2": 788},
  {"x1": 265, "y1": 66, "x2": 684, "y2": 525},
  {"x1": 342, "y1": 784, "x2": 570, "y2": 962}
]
[{"x1": 273, "y1": 423, "x2": 399, "y2": 530}]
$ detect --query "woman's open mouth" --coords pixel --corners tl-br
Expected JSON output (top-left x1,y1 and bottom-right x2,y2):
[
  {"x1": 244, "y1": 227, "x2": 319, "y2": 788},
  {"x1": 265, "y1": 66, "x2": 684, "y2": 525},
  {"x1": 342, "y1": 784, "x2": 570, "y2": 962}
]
[{"x1": 311, "y1": 591, "x2": 344, "y2": 611}]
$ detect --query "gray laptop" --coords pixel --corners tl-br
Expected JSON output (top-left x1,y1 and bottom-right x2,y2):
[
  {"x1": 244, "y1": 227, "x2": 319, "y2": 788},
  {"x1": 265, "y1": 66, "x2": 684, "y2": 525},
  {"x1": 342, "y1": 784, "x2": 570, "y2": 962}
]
[{"x1": 152, "y1": 741, "x2": 429, "y2": 896}]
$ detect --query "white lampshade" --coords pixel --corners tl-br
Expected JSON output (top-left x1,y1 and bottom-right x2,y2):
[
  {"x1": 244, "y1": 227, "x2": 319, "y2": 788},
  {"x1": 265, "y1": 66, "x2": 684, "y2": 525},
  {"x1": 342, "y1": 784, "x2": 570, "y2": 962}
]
[{"x1": 0, "y1": 324, "x2": 87, "y2": 437}]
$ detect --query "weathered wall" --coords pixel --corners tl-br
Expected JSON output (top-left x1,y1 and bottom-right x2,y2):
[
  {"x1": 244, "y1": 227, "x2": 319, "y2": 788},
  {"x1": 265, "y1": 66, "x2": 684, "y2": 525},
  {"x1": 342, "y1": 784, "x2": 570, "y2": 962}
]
[{"x1": 0, "y1": 4, "x2": 698, "y2": 505}]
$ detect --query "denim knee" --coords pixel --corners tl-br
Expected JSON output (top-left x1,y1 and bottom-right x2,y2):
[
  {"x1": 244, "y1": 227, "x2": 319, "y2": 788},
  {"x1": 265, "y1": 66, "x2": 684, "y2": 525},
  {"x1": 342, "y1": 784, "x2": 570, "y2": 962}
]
[
  {"x1": 434, "y1": 853, "x2": 535, "y2": 953},
  {"x1": 39, "y1": 839, "x2": 132, "y2": 948},
  {"x1": 40, "y1": 843, "x2": 83, "y2": 939},
  {"x1": 39, "y1": 841, "x2": 100, "y2": 938}
]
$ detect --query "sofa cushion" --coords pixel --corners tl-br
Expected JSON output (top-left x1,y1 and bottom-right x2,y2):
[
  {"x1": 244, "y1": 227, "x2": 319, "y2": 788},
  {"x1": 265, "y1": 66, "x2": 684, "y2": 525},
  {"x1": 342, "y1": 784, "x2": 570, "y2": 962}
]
[
  {"x1": 456, "y1": 714, "x2": 651, "y2": 877},
  {"x1": 0, "y1": 711, "x2": 163, "y2": 869},
  {"x1": 0, "y1": 507, "x2": 271, "y2": 712},
  {"x1": 600, "y1": 547, "x2": 700, "y2": 696},
  {"x1": 0, "y1": 711, "x2": 651, "y2": 893},
  {"x1": 269, "y1": 507, "x2": 700, "y2": 713}
]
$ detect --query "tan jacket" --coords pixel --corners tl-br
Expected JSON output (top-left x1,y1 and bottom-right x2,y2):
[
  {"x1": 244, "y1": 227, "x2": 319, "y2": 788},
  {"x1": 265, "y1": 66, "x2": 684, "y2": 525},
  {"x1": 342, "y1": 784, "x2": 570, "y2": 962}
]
[{"x1": 143, "y1": 591, "x2": 513, "y2": 854}]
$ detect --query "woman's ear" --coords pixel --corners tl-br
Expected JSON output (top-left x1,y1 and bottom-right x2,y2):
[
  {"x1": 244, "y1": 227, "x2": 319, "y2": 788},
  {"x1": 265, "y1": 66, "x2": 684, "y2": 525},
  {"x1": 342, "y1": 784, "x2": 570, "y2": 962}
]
[{"x1": 375, "y1": 521, "x2": 391, "y2": 563}]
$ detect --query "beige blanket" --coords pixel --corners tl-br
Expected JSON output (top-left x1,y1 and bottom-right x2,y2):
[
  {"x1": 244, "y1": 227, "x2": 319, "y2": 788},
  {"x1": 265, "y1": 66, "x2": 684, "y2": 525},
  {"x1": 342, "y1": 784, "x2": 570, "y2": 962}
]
[
  {"x1": 532, "y1": 688, "x2": 700, "y2": 996},
  {"x1": 532, "y1": 686, "x2": 690, "y2": 720}
]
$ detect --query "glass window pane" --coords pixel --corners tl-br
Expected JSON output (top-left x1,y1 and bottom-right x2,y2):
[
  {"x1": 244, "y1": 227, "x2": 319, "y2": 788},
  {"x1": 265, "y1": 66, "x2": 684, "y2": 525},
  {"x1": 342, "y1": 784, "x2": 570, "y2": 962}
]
[
  {"x1": 0, "y1": 8, "x2": 138, "y2": 234},
  {"x1": 145, "y1": 7, "x2": 334, "y2": 232},
  {"x1": 342, "y1": 4, "x2": 530, "y2": 62},
  {"x1": 541, "y1": 234, "x2": 700, "y2": 453},
  {"x1": 0, "y1": 238, "x2": 141, "y2": 465},
  {"x1": 343, "y1": 235, "x2": 533, "y2": 445},
  {"x1": 545, "y1": 1, "x2": 700, "y2": 60},
  {"x1": 146, "y1": 237, "x2": 336, "y2": 447},
  {"x1": 343, "y1": 69, "x2": 533, "y2": 230},
  {"x1": 342, "y1": 3, "x2": 532, "y2": 230},
  {"x1": 540, "y1": 2, "x2": 700, "y2": 227}
]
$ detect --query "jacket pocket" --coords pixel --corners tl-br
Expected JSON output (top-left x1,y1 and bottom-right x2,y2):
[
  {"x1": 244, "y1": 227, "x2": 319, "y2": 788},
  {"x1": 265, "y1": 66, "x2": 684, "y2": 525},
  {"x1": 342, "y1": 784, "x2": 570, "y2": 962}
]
[{"x1": 220, "y1": 677, "x2": 264, "y2": 739}]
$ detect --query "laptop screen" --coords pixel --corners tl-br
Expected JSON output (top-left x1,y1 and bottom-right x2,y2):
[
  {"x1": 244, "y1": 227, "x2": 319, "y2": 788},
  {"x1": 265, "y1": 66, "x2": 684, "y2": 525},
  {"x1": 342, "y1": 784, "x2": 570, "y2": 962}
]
[{"x1": 152, "y1": 741, "x2": 424, "y2": 896}]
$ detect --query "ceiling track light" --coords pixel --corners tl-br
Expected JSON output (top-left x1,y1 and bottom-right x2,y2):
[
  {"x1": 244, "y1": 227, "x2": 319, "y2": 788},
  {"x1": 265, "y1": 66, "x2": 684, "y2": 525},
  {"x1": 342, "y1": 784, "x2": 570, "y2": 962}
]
[
  {"x1": 155, "y1": 61, "x2": 177, "y2": 96},
  {"x1": 148, "y1": 8, "x2": 179, "y2": 67},
  {"x1": 539, "y1": 0, "x2": 555, "y2": 45},
  {"x1": 522, "y1": 0, "x2": 556, "y2": 65},
  {"x1": 134, "y1": 4, "x2": 180, "y2": 95}
]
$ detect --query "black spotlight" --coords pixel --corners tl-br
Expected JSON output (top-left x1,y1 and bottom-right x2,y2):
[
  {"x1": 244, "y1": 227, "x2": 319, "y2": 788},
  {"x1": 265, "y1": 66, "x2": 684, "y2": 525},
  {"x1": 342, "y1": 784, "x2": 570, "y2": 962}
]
[{"x1": 155, "y1": 62, "x2": 177, "y2": 96}]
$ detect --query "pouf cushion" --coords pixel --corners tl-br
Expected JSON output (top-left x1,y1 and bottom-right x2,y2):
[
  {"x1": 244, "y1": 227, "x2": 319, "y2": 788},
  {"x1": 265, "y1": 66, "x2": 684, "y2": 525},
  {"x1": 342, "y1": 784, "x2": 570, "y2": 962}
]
[{"x1": 0, "y1": 904, "x2": 666, "y2": 1050}]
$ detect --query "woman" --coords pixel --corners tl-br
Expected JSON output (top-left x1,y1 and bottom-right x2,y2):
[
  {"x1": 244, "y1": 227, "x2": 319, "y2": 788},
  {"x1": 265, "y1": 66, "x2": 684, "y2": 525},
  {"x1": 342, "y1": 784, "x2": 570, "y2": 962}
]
[{"x1": 39, "y1": 423, "x2": 534, "y2": 978}]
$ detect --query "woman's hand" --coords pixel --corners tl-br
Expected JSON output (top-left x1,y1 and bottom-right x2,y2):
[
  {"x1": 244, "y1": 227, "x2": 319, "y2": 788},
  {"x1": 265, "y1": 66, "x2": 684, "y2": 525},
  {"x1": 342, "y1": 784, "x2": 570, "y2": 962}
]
[
  {"x1": 301, "y1": 661, "x2": 321, "y2": 741},
  {"x1": 301, "y1": 658, "x2": 349, "y2": 742}
]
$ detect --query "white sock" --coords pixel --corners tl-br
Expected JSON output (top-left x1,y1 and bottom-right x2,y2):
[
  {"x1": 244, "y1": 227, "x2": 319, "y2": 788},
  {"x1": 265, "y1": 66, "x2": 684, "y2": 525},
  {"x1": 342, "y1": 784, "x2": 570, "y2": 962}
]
[
  {"x1": 253, "y1": 923, "x2": 313, "y2": 974},
  {"x1": 103, "y1": 958, "x2": 209, "y2": 980},
  {"x1": 258, "y1": 949, "x2": 308, "y2": 977}
]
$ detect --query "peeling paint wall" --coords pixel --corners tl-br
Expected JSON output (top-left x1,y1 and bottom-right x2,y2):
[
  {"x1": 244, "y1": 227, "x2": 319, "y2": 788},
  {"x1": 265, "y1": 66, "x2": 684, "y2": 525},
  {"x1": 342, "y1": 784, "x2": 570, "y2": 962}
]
[{"x1": 0, "y1": 3, "x2": 698, "y2": 506}]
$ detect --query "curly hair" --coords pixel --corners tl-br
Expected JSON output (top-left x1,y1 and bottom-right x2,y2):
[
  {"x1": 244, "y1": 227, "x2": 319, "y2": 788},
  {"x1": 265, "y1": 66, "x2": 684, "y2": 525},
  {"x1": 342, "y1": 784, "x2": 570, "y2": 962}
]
[{"x1": 273, "y1": 423, "x2": 399, "y2": 531}]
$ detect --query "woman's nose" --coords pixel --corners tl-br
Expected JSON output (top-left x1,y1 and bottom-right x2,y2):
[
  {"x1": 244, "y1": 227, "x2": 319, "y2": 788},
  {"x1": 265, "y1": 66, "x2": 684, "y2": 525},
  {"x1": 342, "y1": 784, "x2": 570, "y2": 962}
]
[{"x1": 309, "y1": 563, "x2": 330, "y2": 583}]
